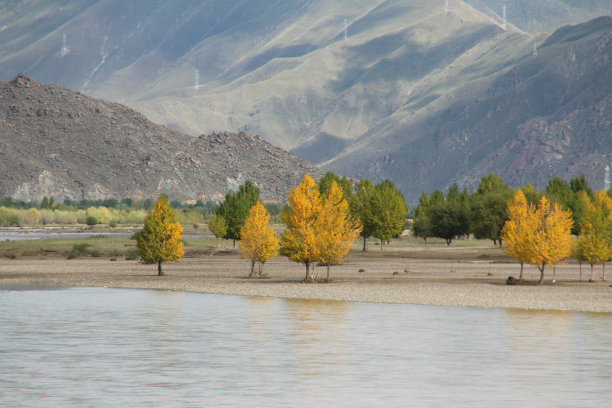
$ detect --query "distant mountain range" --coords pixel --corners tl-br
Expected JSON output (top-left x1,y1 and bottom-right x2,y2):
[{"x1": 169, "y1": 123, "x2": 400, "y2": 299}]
[
  {"x1": 0, "y1": 74, "x2": 322, "y2": 202},
  {"x1": 1, "y1": 0, "x2": 610, "y2": 202}
]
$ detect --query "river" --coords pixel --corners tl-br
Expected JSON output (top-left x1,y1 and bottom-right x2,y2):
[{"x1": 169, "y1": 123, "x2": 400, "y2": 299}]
[{"x1": 1, "y1": 287, "x2": 611, "y2": 407}]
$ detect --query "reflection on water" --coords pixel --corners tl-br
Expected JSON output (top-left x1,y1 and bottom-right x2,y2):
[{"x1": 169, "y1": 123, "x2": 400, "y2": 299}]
[{"x1": 1, "y1": 288, "x2": 611, "y2": 408}]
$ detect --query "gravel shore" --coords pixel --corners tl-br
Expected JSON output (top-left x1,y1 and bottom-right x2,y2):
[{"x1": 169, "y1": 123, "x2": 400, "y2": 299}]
[{"x1": 2, "y1": 253, "x2": 611, "y2": 313}]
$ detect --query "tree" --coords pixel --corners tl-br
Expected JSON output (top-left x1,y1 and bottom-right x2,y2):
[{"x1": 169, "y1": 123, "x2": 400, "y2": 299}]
[
  {"x1": 501, "y1": 190, "x2": 535, "y2": 282},
  {"x1": 350, "y1": 179, "x2": 374, "y2": 251},
  {"x1": 136, "y1": 195, "x2": 184, "y2": 276},
  {"x1": 318, "y1": 171, "x2": 353, "y2": 201},
  {"x1": 240, "y1": 201, "x2": 279, "y2": 277},
  {"x1": 209, "y1": 214, "x2": 227, "y2": 251},
  {"x1": 470, "y1": 174, "x2": 512, "y2": 245},
  {"x1": 575, "y1": 191, "x2": 612, "y2": 281},
  {"x1": 315, "y1": 181, "x2": 362, "y2": 281},
  {"x1": 527, "y1": 196, "x2": 573, "y2": 284},
  {"x1": 280, "y1": 174, "x2": 322, "y2": 281},
  {"x1": 215, "y1": 180, "x2": 260, "y2": 246},
  {"x1": 369, "y1": 180, "x2": 407, "y2": 250},
  {"x1": 430, "y1": 185, "x2": 470, "y2": 246},
  {"x1": 413, "y1": 192, "x2": 433, "y2": 244}
]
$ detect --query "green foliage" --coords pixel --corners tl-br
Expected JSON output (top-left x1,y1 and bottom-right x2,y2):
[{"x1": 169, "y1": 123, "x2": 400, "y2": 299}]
[
  {"x1": 413, "y1": 192, "x2": 433, "y2": 242},
  {"x1": 430, "y1": 186, "x2": 470, "y2": 246},
  {"x1": 125, "y1": 248, "x2": 139, "y2": 260},
  {"x1": 67, "y1": 243, "x2": 90, "y2": 259},
  {"x1": 368, "y1": 180, "x2": 408, "y2": 249},
  {"x1": 215, "y1": 180, "x2": 260, "y2": 244},
  {"x1": 0, "y1": 208, "x2": 21, "y2": 227},
  {"x1": 350, "y1": 179, "x2": 374, "y2": 250},
  {"x1": 318, "y1": 171, "x2": 353, "y2": 200},
  {"x1": 86, "y1": 216, "x2": 98, "y2": 226},
  {"x1": 470, "y1": 174, "x2": 512, "y2": 244}
]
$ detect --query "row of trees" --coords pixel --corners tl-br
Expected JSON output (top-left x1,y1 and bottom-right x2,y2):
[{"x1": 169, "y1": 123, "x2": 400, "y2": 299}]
[
  {"x1": 412, "y1": 173, "x2": 608, "y2": 246},
  {"x1": 501, "y1": 189, "x2": 612, "y2": 284}
]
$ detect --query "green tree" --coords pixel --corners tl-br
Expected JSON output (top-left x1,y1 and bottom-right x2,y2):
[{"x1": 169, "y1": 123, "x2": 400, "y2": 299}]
[
  {"x1": 318, "y1": 171, "x2": 353, "y2": 201},
  {"x1": 350, "y1": 179, "x2": 374, "y2": 251},
  {"x1": 368, "y1": 180, "x2": 407, "y2": 251},
  {"x1": 430, "y1": 186, "x2": 470, "y2": 245},
  {"x1": 208, "y1": 213, "x2": 228, "y2": 251},
  {"x1": 215, "y1": 180, "x2": 260, "y2": 246},
  {"x1": 470, "y1": 174, "x2": 512, "y2": 245},
  {"x1": 412, "y1": 192, "x2": 433, "y2": 244},
  {"x1": 136, "y1": 195, "x2": 184, "y2": 276}
]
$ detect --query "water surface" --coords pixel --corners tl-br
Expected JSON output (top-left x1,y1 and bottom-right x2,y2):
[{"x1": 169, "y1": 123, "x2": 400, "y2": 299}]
[{"x1": 1, "y1": 288, "x2": 611, "y2": 407}]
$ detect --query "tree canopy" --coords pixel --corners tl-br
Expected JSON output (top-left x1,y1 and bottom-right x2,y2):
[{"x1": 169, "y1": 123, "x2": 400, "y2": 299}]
[
  {"x1": 240, "y1": 201, "x2": 279, "y2": 277},
  {"x1": 136, "y1": 194, "x2": 184, "y2": 276},
  {"x1": 215, "y1": 180, "x2": 260, "y2": 246}
]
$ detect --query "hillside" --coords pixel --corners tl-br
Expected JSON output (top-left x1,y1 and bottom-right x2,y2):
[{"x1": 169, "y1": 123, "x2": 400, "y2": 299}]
[
  {"x1": 324, "y1": 16, "x2": 612, "y2": 199},
  {"x1": 1, "y1": 0, "x2": 611, "y2": 201},
  {"x1": 0, "y1": 74, "x2": 322, "y2": 203}
]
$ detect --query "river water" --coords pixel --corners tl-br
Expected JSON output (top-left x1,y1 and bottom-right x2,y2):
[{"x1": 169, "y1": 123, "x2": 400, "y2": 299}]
[{"x1": 1, "y1": 287, "x2": 611, "y2": 407}]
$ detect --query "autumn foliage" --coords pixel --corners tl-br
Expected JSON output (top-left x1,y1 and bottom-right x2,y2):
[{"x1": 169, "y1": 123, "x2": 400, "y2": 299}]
[
  {"x1": 502, "y1": 192, "x2": 573, "y2": 284},
  {"x1": 136, "y1": 194, "x2": 184, "y2": 276},
  {"x1": 315, "y1": 181, "x2": 361, "y2": 281},
  {"x1": 240, "y1": 201, "x2": 279, "y2": 277}
]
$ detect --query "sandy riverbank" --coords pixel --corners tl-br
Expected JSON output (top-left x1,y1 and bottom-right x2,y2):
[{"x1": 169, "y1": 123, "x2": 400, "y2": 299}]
[{"x1": 2, "y1": 249, "x2": 611, "y2": 313}]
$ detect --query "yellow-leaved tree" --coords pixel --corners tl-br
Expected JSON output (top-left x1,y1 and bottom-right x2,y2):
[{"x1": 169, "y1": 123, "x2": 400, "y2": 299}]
[
  {"x1": 136, "y1": 194, "x2": 184, "y2": 276},
  {"x1": 280, "y1": 174, "x2": 322, "y2": 282},
  {"x1": 315, "y1": 180, "x2": 362, "y2": 281},
  {"x1": 502, "y1": 193, "x2": 573, "y2": 284},
  {"x1": 529, "y1": 196, "x2": 574, "y2": 284},
  {"x1": 575, "y1": 191, "x2": 612, "y2": 281},
  {"x1": 501, "y1": 190, "x2": 535, "y2": 282},
  {"x1": 240, "y1": 201, "x2": 279, "y2": 277}
]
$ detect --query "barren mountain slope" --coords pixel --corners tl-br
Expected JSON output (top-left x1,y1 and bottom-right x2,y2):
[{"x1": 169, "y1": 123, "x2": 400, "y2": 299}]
[{"x1": 0, "y1": 74, "x2": 322, "y2": 202}]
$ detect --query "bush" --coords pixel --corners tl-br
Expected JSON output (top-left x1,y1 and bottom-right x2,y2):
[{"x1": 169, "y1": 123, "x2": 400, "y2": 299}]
[
  {"x1": 109, "y1": 221, "x2": 118, "y2": 228},
  {"x1": 0, "y1": 207, "x2": 21, "y2": 227},
  {"x1": 90, "y1": 250, "x2": 102, "y2": 257},
  {"x1": 86, "y1": 216, "x2": 98, "y2": 226},
  {"x1": 67, "y1": 243, "x2": 90, "y2": 259},
  {"x1": 125, "y1": 248, "x2": 139, "y2": 260}
]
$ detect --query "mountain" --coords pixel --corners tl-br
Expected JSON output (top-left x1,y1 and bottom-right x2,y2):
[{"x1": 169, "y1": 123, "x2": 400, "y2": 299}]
[
  {"x1": 324, "y1": 16, "x2": 612, "y2": 200},
  {"x1": 0, "y1": 74, "x2": 322, "y2": 202},
  {"x1": 1, "y1": 1, "x2": 611, "y2": 202}
]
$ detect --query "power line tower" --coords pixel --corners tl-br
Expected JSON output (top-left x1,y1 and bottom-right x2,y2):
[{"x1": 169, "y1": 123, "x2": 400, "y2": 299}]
[
  {"x1": 502, "y1": 5, "x2": 507, "y2": 29},
  {"x1": 533, "y1": 40, "x2": 538, "y2": 56},
  {"x1": 61, "y1": 33, "x2": 68, "y2": 56},
  {"x1": 193, "y1": 69, "x2": 200, "y2": 89},
  {"x1": 605, "y1": 164, "x2": 611, "y2": 191},
  {"x1": 344, "y1": 18, "x2": 348, "y2": 41},
  {"x1": 445, "y1": 0, "x2": 449, "y2": 13}
]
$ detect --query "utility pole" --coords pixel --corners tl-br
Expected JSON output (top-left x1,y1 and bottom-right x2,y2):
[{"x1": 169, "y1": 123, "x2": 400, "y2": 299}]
[
  {"x1": 502, "y1": 5, "x2": 507, "y2": 29},
  {"x1": 605, "y1": 164, "x2": 611, "y2": 191},
  {"x1": 533, "y1": 40, "x2": 538, "y2": 56}
]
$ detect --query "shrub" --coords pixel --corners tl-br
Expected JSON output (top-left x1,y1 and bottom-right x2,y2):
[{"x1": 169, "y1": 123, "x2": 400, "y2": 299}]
[
  {"x1": 109, "y1": 221, "x2": 118, "y2": 228},
  {"x1": 0, "y1": 207, "x2": 20, "y2": 227},
  {"x1": 67, "y1": 243, "x2": 90, "y2": 259},
  {"x1": 125, "y1": 248, "x2": 139, "y2": 260},
  {"x1": 90, "y1": 250, "x2": 102, "y2": 257},
  {"x1": 86, "y1": 216, "x2": 98, "y2": 226}
]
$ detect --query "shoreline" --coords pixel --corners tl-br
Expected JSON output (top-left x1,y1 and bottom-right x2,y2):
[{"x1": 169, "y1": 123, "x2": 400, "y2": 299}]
[{"x1": 2, "y1": 255, "x2": 611, "y2": 313}]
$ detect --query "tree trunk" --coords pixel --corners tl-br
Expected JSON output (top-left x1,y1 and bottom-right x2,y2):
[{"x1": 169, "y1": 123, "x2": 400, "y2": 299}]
[
  {"x1": 537, "y1": 263, "x2": 546, "y2": 285},
  {"x1": 216, "y1": 237, "x2": 220, "y2": 252},
  {"x1": 258, "y1": 263, "x2": 264, "y2": 276},
  {"x1": 304, "y1": 261, "x2": 311, "y2": 282},
  {"x1": 590, "y1": 263, "x2": 595, "y2": 282},
  {"x1": 363, "y1": 236, "x2": 367, "y2": 252},
  {"x1": 552, "y1": 265, "x2": 556, "y2": 283},
  {"x1": 380, "y1": 239, "x2": 383, "y2": 252},
  {"x1": 158, "y1": 260, "x2": 163, "y2": 276},
  {"x1": 249, "y1": 260, "x2": 256, "y2": 278},
  {"x1": 233, "y1": 239, "x2": 236, "y2": 248},
  {"x1": 579, "y1": 261, "x2": 582, "y2": 281},
  {"x1": 326, "y1": 263, "x2": 331, "y2": 282},
  {"x1": 519, "y1": 262, "x2": 524, "y2": 282},
  {"x1": 446, "y1": 239, "x2": 452, "y2": 246},
  {"x1": 602, "y1": 263, "x2": 606, "y2": 281}
]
